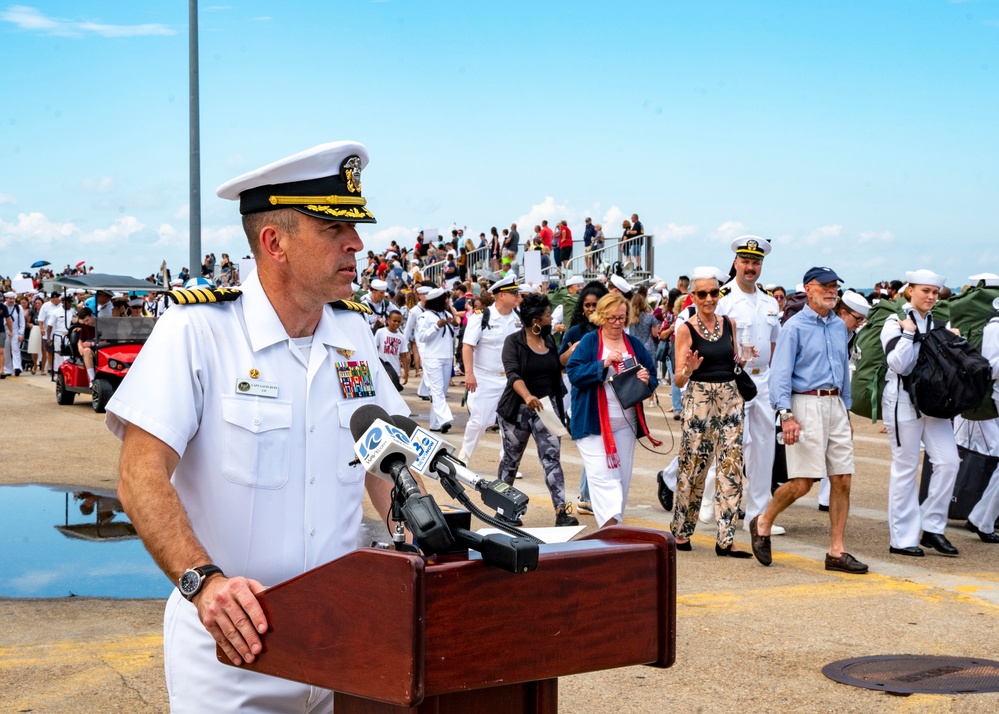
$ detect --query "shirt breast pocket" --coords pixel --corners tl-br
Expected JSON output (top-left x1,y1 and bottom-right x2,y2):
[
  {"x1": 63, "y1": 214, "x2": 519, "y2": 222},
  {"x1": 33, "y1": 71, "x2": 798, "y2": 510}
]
[
  {"x1": 337, "y1": 400, "x2": 371, "y2": 485},
  {"x1": 220, "y1": 396, "x2": 293, "y2": 489}
]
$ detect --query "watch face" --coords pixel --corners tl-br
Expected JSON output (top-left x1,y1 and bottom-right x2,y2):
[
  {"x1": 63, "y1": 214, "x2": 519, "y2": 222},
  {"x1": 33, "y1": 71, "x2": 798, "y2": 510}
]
[{"x1": 179, "y1": 570, "x2": 200, "y2": 596}]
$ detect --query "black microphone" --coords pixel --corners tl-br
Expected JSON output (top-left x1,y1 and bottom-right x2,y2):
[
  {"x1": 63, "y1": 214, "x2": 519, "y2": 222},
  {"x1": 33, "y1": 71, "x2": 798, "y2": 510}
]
[
  {"x1": 349, "y1": 404, "x2": 453, "y2": 554},
  {"x1": 389, "y1": 415, "x2": 529, "y2": 521}
]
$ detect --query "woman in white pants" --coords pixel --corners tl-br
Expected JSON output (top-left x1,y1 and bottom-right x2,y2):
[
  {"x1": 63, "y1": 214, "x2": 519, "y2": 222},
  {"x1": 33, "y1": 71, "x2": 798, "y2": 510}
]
[
  {"x1": 881, "y1": 269, "x2": 960, "y2": 557},
  {"x1": 416, "y1": 288, "x2": 458, "y2": 432}
]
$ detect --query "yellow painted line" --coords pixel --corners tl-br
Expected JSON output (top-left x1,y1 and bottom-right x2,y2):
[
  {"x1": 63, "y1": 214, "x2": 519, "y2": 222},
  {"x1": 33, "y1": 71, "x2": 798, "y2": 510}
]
[
  {"x1": 626, "y1": 514, "x2": 999, "y2": 614},
  {"x1": 0, "y1": 632, "x2": 161, "y2": 671}
]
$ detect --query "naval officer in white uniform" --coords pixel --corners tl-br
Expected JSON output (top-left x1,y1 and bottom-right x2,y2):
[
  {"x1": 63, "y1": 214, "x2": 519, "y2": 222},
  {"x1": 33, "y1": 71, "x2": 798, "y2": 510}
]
[
  {"x1": 715, "y1": 236, "x2": 782, "y2": 532},
  {"x1": 458, "y1": 274, "x2": 522, "y2": 461},
  {"x1": 107, "y1": 141, "x2": 407, "y2": 713}
]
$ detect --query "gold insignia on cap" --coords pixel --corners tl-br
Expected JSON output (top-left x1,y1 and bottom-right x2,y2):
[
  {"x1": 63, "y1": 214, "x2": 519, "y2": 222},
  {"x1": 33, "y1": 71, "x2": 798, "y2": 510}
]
[
  {"x1": 342, "y1": 156, "x2": 362, "y2": 194},
  {"x1": 249, "y1": 369, "x2": 260, "y2": 379},
  {"x1": 336, "y1": 348, "x2": 355, "y2": 359},
  {"x1": 747, "y1": 240, "x2": 759, "y2": 252}
]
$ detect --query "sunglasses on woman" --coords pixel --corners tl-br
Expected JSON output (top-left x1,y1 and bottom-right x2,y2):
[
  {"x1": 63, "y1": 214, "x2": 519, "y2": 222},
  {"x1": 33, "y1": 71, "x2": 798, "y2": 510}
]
[{"x1": 694, "y1": 289, "x2": 720, "y2": 299}]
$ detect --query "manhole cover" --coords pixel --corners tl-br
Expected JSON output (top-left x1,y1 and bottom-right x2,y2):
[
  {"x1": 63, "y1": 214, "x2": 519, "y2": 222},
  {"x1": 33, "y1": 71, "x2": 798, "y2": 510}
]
[{"x1": 824, "y1": 655, "x2": 999, "y2": 695}]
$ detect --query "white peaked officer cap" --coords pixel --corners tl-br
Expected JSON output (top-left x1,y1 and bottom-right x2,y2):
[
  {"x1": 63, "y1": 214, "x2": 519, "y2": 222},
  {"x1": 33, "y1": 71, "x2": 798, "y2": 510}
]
[
  {"x1": 216, "y1": 141, "x2": 376, "y2": 224},
  {"x1": 905, "y1": 269, "x2": 945, "y2": 289},
  {"x1": 490, "y1": 274, "x2": 519, "y2": 293},
  {"x1": 609, "y1": 274, "x2": 633, "y2": 294},
  {"x1": 730, "y1": 235, "x2": 771, "y2": 258},
  {"x1": 841, "y1": 291, "x2": 870, "y2": 317}
]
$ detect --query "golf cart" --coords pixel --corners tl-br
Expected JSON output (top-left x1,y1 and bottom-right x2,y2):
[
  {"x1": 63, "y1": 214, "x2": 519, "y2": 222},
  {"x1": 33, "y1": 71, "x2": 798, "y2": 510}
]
[{"x1": 53, "y1": 273, "x2": 166, "y2": 413}]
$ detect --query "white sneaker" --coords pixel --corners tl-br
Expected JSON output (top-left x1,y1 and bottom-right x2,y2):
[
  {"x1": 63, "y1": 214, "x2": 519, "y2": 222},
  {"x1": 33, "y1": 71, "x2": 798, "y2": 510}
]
[
  {"x1": 456, "y1": 450, "x2": 468, "y2": 463},
  {"x1": 515, "y1": 471, "x2": 523, "y2": 479},
  {"x1": 743, "y1": 521, "x2": 786, "y2": 536},
  {"x1": 698, "y1": 509, "x2": 713, "y2": 524}
]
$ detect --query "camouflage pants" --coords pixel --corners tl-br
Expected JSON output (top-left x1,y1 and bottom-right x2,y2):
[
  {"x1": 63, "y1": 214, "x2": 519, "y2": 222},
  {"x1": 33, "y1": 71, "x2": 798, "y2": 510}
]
[
  {"x1": 498, "y1": 403, "x2": 567, "y2": 510},
  {"x1": 672, "y1": 380, "x2": 745, "y2": 547}
]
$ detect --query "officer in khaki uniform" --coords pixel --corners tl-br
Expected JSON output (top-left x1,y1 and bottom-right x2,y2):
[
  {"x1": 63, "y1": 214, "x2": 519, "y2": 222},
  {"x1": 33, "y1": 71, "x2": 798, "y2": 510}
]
[{"x1": 107, "y1": 142, "x2": 406, "y2": 713}]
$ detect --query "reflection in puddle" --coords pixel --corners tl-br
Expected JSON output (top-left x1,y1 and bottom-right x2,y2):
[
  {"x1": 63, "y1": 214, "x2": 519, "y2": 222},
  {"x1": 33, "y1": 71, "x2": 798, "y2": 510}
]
[{"x1": 1, "y1": 484, "x2": 172, "y2": 598}]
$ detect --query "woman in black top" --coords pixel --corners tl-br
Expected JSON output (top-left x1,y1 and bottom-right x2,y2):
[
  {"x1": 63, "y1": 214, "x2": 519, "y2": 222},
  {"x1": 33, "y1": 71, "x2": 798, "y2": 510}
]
[
  {"x1": 496, "y1": 293, "x2": 579, "y2": 527},
  {"x1": 671, "y1": 268, "x2": 748, "y2": 557}
]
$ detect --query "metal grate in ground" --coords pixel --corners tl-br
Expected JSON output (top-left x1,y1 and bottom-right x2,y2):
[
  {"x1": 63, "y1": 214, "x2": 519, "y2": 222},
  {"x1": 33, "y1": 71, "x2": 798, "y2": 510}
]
[{"x1": 823, "y1": 655, "x2": 999, "y2": 695}]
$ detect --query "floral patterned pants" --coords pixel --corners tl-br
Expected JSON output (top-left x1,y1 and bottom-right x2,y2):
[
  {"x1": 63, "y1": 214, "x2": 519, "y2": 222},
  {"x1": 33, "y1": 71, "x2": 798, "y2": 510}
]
[{"x1": 672, "y1": 380, "x2": 745, "y2": 547}]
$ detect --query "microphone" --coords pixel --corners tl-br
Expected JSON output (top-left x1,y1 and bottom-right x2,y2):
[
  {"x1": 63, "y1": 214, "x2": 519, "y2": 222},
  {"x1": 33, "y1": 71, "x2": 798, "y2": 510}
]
[
  {"x1": 389, "y1": 415, "x2": 529, "y2": 521},
  {"x1": 349, "y1": 405, "x2": 453, "y2": 554}
]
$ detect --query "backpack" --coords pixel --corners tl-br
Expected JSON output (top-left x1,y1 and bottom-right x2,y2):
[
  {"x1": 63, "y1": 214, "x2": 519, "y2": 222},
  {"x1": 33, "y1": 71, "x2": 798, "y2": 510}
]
[
  {"x1": 892, "y1": 313, "x2": 992, "y2": 421},
  {"x1": 849, "y1": 297, "x2": 906, "y2": 422},
  {"x1": 950, "y1": 282, "x2": 999, "y2": 420}
]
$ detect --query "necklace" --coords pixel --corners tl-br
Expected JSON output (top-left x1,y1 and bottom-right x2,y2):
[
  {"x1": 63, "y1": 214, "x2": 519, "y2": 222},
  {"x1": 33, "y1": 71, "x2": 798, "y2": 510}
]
[{"x1": 695, "y1": 315, "x2": 722, "y2": 342}]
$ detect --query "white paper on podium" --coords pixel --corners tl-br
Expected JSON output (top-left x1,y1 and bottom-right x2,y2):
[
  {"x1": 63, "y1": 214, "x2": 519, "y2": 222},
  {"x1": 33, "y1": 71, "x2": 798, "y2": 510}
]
[{"x1": 477, "y1": 525, "x2": 585, "y2": 544}]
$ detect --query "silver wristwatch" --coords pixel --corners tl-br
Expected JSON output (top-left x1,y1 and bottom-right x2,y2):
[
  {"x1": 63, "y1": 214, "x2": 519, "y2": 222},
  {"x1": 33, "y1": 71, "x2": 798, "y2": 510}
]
[{"x1": 778, "y1": 409, "x2": 795, "y2": 422}]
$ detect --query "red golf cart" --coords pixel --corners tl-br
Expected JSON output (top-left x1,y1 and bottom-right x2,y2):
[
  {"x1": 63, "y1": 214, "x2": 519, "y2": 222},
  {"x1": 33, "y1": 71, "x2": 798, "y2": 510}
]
[{"x1": 53, "y1": 274, "x2": 166, "y2": 413}]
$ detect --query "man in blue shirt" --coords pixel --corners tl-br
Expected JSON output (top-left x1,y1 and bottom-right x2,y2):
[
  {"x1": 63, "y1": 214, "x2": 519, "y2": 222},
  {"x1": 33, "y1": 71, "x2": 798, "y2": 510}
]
[{"x1": 750, "y1": 266, "x2": 868, "y2": 574}]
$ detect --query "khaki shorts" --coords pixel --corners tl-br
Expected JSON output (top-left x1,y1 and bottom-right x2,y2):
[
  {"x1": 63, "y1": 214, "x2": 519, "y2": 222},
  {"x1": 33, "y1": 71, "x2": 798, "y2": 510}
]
[{"x1": 785, "y1": 393, "x2": 854, "y2": 479}]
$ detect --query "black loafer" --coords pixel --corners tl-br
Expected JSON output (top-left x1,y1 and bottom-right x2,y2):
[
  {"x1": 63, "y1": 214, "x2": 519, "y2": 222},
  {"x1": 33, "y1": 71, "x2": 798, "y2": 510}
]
[
  {"x1": 657, "y1": 470, "x2": 674, "y2": 511},
  {"x1": 966, "y1": 521, "x2": 999, "y2": 543},
  {"x1": 920, "y1": 532, "x2": 959, "y2": 556},
  {"x1": 715, "y1": 544, "x2": 753, "y2": 558},
  {"x1": 818, "y1": 504, "x2": 829, "y2": 512},
  {"x1": 825, "y1": 552, "x2": 869, "y2": 574},
  {"x1": 889, "y1": 546, "x2": 924, "y2": 557},
  {"x1": 675, "y1": 540, "x2": 692, "y2": 551},
  {"x1": 749, "y1": 516, "x2": 772, "y2": 566}
]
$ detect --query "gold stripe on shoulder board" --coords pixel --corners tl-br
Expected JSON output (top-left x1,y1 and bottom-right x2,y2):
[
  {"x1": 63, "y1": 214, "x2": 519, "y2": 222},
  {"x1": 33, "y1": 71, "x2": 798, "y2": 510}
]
[
  {"x1": 167, "y1": 287, "x2": 243, "y2": 305},
  {"x1": 329, "y1": 300, "x2": 373, "y2": 315}
]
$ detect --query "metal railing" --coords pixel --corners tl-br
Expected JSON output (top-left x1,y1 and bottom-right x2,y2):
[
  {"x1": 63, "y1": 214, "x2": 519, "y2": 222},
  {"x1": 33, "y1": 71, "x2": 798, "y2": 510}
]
[{"x1": 561, "y1": 235, "x2": 654, "y2": 284}]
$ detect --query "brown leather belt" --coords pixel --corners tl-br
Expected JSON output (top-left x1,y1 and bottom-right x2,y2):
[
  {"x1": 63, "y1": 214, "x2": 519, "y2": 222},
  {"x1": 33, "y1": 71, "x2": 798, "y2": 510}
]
[{"x1": 793, "y1": 388, "x2": 840, "y2": 397}]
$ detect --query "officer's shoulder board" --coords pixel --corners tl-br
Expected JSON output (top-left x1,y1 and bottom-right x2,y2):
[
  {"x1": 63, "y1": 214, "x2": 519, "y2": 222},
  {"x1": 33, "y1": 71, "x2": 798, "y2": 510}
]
[
  {"x1": 758, "y1": 283, "x2": 776, "y2": 297},
  {"x1": 329, "y1": 299, "x2": 373, "y2": 315},
  {"x1": 474, "y1": 309, "x2": 483, "y2": 314},
  {"x1": 718, "y1": 286, "x2": 732, "y2": 298},
  {"x1": 167, "y1": 287, "x2": 242, "y2": 305}
]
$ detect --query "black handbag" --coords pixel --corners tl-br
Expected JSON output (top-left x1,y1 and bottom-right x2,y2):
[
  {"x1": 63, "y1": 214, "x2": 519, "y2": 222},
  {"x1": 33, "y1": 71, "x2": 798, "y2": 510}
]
[
  {"x1": 733, "y1": 365, "x2": 758, "y2": 402},
  {"x1": 609, "y1": 363, "x2": 653, "y2": 409}
]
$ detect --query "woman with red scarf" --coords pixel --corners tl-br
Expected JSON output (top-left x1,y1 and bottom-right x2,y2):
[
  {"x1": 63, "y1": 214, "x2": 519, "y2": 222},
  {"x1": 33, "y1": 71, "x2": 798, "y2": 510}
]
[{"x1": 567, "y1": 292, "x2": 659, "y2": 528}]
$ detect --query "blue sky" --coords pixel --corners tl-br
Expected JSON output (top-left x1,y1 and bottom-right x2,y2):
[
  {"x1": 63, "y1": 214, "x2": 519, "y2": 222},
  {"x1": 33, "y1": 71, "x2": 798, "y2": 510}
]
[{"x1": 1, "y1": 1, "x2": 997, "y2": 291}]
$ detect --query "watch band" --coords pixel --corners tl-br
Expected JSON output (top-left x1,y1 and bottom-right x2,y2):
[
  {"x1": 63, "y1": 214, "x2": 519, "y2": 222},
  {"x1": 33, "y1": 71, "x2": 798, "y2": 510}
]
[{"x1": 179, "y1": 564, "x2": 224, "y2": 601}]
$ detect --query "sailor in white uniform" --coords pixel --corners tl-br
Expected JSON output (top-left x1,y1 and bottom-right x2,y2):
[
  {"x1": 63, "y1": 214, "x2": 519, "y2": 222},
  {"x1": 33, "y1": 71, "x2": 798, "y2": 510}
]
[
  {"x1": 458, "y1": 274, "x2": 522, "y2": 460},
  {"x1": 107, "y1": 141, "x2": 406, "y2": 713}
]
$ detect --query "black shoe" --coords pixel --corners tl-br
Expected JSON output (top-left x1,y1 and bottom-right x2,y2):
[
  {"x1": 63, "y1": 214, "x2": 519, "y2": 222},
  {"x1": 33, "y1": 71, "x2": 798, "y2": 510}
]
[
  {"x1": 420, "y1": 395, "x2": 431, "y2": 401},
  {"x1": 966, "y1": 521, "x2": 999, "y2": 544},
  {"x1": 749, "y1": 516, "x2": 772, "y2": 566},
  {"x1": 715, "y1": 544, "x2": 753, "y2": 558},
  {"x1": 0, "y1": 374, "x2": 6, "y2": 379},
  {"x1": 675, "y1": 540, "x2": 692, "y2": 551},
  {"x1": 818, "y1": 504, "x2": 829, "y2": 512},
  {"x1": 889, "y1": 546, "x2": 924, "y2": 557},
  {"x1": 920, "y1": 532, "x2": 959, "y2": 556},
  {"x1": 657, "y1": 470, "x2": 674, "y2": 511},
  {"x1": 440, "y1": 422, "x2": 451, "y2": 434},
  {"x1": 14, "y1": 369, "x2": 20, "y2": 376},
  {"x1": 737, "y1": 508, "x2": 746, "y2": 521},
  {"x1": 555, "y1": 506, "x2": 579, "y2": 527}
]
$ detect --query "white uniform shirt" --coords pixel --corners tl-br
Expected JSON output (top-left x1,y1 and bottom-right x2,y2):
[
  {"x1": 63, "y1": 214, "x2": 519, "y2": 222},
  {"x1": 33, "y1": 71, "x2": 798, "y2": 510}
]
[
  {"x1": 374, "y1": 326, "x2": 409, "y2": 374},
  {"x1": 462, "y1": 306, "x2": 521, "y2": 374},
  {"x1": 403, "y1": 304, "x2": 424, "y2": 345},
  {"x1": 362, "y1": 296, "x2": 391, "y2": 329},
  {"x1": 4, "y1": 303, "x2": 24, "y2": 336},
  {"x1": 984, "y1": 318, "x2": 999, "y2": 404},
  {"x1": 38, "y1": 302, "x2": 57, "y2": 336},
  {"x1": 416, "y1": 310, "x2": 456, "y2": 360},
  {"x1": 105, "y1": 270, "x2": 406, "y2": 587},
  {"x1": 716, "y1": 286, "x2": 780, "y2": 372}
]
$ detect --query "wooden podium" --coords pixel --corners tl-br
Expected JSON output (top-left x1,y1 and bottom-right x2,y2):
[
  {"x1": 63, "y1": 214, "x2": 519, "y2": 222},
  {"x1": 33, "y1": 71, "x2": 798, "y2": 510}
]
[{"x1": 222, "y1": 526, "x2": 675, "y2": 713}]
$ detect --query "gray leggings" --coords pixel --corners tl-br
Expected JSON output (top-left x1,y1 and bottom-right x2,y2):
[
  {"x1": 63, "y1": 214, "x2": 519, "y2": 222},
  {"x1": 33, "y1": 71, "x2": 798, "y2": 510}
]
[{"x1": 498, "y1": 403, "x2": 567, "y2": 510}]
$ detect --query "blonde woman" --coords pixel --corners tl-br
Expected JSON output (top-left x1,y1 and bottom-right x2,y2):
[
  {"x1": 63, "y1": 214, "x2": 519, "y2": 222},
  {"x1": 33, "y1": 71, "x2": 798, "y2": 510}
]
[{"x1": 566, "y1": 293, "x2": 659, "y2": 527}]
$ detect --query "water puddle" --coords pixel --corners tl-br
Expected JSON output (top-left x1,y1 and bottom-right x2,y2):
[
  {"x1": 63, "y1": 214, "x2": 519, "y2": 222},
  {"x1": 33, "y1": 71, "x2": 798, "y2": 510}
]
[{"x1": 0, "y1": 484, "x2": 172, "y2": 598}]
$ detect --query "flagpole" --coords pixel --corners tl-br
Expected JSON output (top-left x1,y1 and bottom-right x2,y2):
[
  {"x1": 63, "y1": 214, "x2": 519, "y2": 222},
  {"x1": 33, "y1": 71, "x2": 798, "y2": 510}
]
[{"x1": 189, "y1": 0, "x2": 202, "y2": 277}]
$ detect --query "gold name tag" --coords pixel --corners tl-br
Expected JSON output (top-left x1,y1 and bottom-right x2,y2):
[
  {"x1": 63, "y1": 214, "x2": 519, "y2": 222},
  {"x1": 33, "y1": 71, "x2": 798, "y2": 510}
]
[{"x1": 235, "y1": 379, "x2": 279, "y2": 398}]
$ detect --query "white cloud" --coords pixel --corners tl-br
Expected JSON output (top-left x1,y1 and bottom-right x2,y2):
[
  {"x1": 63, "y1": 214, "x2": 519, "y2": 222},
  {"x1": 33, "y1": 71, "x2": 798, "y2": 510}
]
[
  {"x1": 601, "y1": 206, "x2": 626, "y2": 233},
  {"x1": 0, "y1": 193, "x2": 15, "y2": 205},
  {"x1": 773, "y1": 233, "x2": 795, "y2": 245},
  {"x1": 515, "y1": 196, "x2": 571, "y2": 232},
  {"x1": 203, "y1": 223, "x2": 245, "y2": 249},
  {"x1": 80, "y1": 175, "x2": 115, "y2": 194},
  {"x1": 173, "y1": 204, "x2": 190, "y2": 221},
  {"x1": 857, "y1": 229, "x2": 894, "y2": 244},
  {"x1": 651, "y1": 222, "x2": 698, "y2": 243},
  {"x1": 154, "y1": 223, "x2": 181, "y2": 247},
  {"x1": 81, "y1": 215, "x2": 145, "y2": 243},
  {"x1": 804, "y1": 224, "x2": 843, "y2": 246},
  {"x1": 711, "y1": 221, "x2": 749, "y2": 243},
  {"x1": 0, "y1": 211, "x2": 78, "y2": 247},
  {"x1": 0, "y1": 5, "x2": 174, "y2": 37}
]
